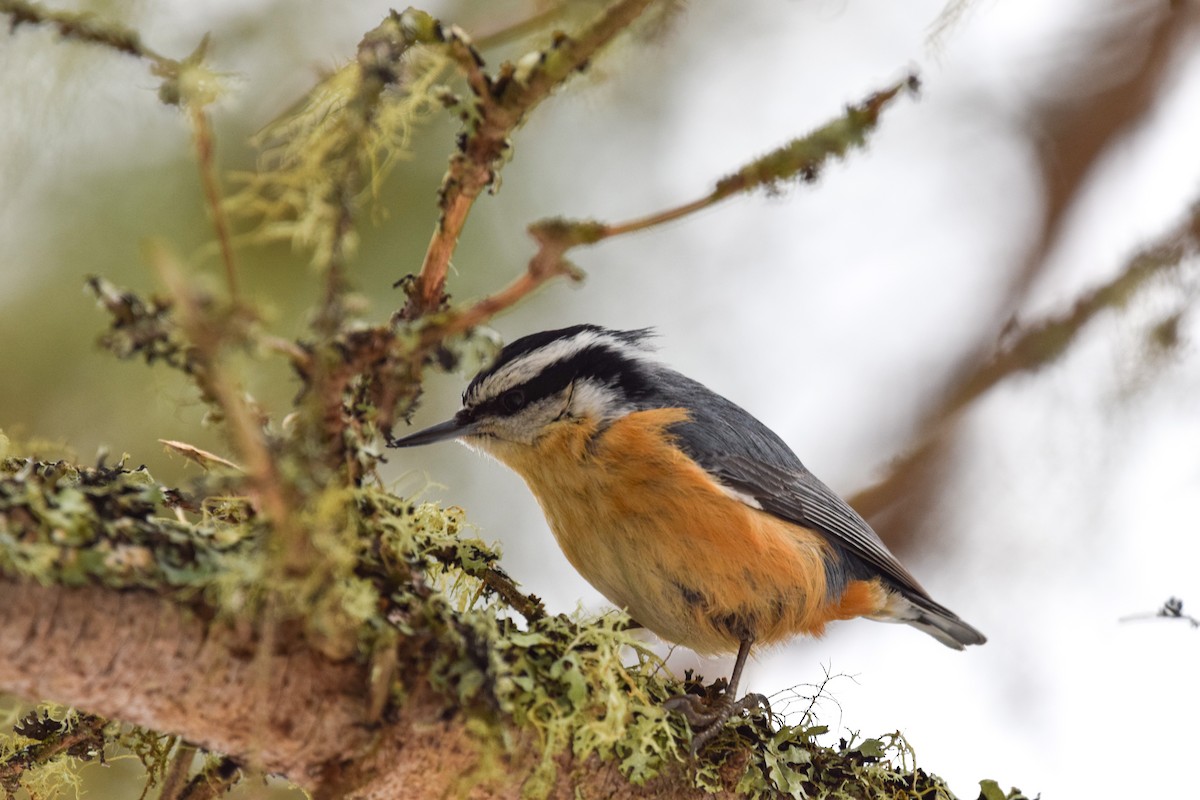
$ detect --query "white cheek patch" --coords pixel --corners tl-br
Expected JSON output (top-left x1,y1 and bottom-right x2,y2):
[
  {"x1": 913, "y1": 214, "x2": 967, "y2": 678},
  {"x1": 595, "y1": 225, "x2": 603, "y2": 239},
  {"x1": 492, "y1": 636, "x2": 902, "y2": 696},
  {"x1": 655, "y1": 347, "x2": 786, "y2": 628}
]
[{"x1": 568, "y1": 379, "x2": 630, "y2": 420}]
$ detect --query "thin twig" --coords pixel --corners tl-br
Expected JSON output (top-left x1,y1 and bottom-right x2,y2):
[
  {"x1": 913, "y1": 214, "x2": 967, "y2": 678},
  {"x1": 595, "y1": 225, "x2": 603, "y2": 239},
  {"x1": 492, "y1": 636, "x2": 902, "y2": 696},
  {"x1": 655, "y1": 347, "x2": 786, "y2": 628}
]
[
  {"x1": 0, "y1": 713, "x2": 107, "y2": 787},
  {"x1": 423, "y1": 266, "x2": 555, "y2": 343},
  {"x1": 147, "y1": 246, "x2": 297, "y2": 548},
  {"x1": 602, "y1": 77, "x2": 916, "y2": 241},
  {"x1": 480, "y1": 567, "x2": 546, "y2": 622},
  {"x1": 0, "y1": 0, "x2": 164, "y2": 61},
  {"x1": 405, "y1": 0, "x2": 660, "y2": 316},
  {"x1": 176, "y1": 756, "x2": 240, "y2": 800},
  {"x1": 427, "y1": 545, "x2": 546, "y2": 621},
  {"x1": 599, "y1": 195, "x2": 715, "y2": 239},
  {"x1": 258, "y1": 334, "x2": 312, "y2": 370},
  {"x1": 419, "y1": 75, "x2": 916, "y2": 343},
  {"x1": 157, "y1": 744, "x2": 197, "y2": 800},
  {"x1": 1120, "y1": 597, "x2": 1200, "y2": 628},
  {"x1": 188, "y1": 105, "x2": 240, "y2": 303}
]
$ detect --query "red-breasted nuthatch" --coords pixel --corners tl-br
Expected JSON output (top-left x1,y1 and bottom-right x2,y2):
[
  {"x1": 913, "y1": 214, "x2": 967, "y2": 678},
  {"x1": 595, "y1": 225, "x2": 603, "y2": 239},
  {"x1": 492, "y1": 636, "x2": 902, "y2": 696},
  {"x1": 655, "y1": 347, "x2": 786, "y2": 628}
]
[{"x1": 390, "y1": 324, "x2": 985, "y2": 749}]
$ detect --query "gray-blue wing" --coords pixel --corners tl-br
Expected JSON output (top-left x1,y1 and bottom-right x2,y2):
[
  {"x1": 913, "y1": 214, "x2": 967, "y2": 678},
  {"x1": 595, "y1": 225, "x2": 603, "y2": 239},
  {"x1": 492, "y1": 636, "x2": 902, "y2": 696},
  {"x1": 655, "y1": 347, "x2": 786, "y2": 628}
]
[{"x1": 649, "y1": 367, "x2": 943, "y2": 610}]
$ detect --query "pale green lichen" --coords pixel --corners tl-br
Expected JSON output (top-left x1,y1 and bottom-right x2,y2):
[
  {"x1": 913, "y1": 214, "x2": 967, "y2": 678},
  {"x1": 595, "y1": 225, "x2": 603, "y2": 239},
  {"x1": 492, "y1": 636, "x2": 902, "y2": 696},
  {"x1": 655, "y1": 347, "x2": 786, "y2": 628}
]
[
  {"x1": 0, "y1": 703, "x2": 198, "y2": 800},
  {"x1": 225, "y1": 37, "x2": 450, "y2": 265}
]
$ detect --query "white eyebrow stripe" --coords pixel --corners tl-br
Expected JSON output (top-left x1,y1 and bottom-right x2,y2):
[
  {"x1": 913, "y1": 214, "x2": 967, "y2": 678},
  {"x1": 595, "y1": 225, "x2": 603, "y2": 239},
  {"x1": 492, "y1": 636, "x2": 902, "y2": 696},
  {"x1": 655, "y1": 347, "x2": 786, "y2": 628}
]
[{"x1": 467, "y1": 329, "x2": 651, "y2": 405}]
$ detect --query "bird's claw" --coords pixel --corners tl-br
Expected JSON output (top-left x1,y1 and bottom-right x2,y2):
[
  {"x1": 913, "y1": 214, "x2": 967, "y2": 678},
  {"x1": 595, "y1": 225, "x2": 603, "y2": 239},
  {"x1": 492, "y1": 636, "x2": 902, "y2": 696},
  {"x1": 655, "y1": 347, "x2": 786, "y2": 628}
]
[{"x1": 664, "y1": 691, "x2": 771, "y2": 753}]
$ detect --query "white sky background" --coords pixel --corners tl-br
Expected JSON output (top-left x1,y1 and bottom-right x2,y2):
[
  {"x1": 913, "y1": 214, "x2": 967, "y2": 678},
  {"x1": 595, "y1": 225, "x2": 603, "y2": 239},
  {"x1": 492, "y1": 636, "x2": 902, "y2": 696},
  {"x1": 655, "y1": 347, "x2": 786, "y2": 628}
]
[{"x1": 3, "y1": 0, "x2": 1200, "y2": 797}]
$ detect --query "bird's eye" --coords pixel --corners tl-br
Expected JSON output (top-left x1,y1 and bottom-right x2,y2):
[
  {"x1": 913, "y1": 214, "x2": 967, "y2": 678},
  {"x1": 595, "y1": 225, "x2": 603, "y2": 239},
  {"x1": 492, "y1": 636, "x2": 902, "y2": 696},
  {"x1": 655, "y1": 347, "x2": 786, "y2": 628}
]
[{"x1": 500, "y1": 389, "x2": 526, "y2": 413}]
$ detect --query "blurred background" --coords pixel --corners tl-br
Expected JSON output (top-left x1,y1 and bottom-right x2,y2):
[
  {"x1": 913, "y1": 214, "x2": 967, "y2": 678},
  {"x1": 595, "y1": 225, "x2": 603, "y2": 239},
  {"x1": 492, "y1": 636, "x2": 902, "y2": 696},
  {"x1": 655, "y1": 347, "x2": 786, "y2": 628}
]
[{"x1": 3, "y1": 0, "x2": 1199, "y2": 796}]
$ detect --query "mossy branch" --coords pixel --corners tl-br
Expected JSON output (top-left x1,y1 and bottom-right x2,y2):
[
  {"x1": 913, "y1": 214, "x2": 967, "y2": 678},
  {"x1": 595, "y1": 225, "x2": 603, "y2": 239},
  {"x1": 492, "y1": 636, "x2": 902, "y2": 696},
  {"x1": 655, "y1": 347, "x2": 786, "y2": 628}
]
[
  {"x1": 1, "y1": 447, "x2": 998, "y2": 798},
  {"x1": 425, "y1": 75, "x2": 917, "y2": 341},
  {"x1": 0, "y1": 710, "x2": 107, "y2": 793},
  {"x1": 0, "y1": 0, "x2": 158, "y2": 59}
]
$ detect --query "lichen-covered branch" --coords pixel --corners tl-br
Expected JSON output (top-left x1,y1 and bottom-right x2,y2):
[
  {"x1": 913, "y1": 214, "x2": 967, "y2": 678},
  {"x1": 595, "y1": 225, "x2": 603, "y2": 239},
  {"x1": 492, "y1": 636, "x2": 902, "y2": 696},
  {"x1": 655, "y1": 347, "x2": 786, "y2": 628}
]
[
  {"x1": 1, "y1": 578, "x2": 980, "y2": 799},
  {"x1": 0, "y1": 710, "x2": 107, "y2": 794},
  {"x1": 403, "y1": 0, "x2": 661, "y2": 316},
  {"x1": 0, "y1": 0, "x2": 160, "y2": 59},
  {"x1": 424, "y1": 76, "x2": 917, "y2": 341}
]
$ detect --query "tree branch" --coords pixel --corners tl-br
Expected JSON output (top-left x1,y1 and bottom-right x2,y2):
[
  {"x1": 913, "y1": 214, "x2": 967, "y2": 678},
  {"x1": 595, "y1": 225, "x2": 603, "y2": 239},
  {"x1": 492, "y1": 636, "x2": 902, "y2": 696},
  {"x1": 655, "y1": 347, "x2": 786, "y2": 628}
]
[
  {"x1": 0, "y1": 582, "x2": 370, "y2": 783},
  {"x1": 422, "y1": 75, "x2": 917, "y2": 342},
  {"x1": 0, "y1": 0, "x2": 161, "y2": 60},
  {"x1": 0, "y1": 580, "x2": 751, "y2": 799},
  {"x1": 0, "y1": 710, "x2": 107, "y2": 792},
  {"x1": 404, "y1": 0, "x2": 661, "y2": 317}
]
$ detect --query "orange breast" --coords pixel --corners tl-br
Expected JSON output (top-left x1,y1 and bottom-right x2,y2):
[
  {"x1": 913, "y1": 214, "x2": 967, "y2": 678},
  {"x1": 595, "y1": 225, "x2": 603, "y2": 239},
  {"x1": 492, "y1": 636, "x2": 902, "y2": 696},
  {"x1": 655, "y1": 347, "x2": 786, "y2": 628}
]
[{"x1": 483, "y1": 408, "x2": 890, "y2": 653}]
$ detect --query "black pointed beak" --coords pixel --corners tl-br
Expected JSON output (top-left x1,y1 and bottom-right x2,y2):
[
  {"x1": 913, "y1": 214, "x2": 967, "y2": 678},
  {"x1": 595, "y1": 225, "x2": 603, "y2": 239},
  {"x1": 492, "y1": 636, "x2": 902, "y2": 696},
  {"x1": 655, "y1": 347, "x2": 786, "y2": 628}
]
[{"x1": 389, "y1": 413, "x2": 477, "y2": 448}]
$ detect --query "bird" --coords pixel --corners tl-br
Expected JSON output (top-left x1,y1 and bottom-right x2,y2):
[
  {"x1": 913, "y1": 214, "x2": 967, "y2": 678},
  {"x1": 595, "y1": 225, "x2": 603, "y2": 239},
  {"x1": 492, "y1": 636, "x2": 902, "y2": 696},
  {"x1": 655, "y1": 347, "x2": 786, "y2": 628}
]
[{"x1": 389, "y1": 324, "x2": 985, "y2": 750}]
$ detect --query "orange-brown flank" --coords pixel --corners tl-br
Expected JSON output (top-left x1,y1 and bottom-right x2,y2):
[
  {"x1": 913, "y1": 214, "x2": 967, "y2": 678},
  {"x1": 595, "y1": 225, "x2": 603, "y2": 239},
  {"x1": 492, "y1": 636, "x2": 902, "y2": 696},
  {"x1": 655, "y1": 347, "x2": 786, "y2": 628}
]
[{"x1": 480, "y1": 408, "x2": 891, "y2": 654}]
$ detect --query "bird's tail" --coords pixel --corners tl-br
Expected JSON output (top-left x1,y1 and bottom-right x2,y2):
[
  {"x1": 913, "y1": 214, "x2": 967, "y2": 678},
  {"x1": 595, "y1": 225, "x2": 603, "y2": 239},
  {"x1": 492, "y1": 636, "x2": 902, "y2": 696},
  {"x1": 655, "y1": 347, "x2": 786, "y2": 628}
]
[{"x1": 873, "y1": 593, "x2": 987, "y2": 650}]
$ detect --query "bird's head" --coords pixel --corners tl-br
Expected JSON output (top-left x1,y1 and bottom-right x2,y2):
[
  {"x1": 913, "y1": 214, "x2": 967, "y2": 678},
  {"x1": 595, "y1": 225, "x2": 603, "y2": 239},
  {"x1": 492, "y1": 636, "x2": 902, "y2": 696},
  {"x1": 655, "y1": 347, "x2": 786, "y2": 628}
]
[{"x1": 389, "y1": 325, "x2": 657, "y2": 454}]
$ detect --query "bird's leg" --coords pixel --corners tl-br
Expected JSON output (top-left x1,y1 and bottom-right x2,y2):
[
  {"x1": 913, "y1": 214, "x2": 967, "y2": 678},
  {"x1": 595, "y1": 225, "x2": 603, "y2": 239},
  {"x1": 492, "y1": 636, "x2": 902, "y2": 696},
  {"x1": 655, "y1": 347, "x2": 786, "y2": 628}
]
[{"x1": 663, "y1": 638, "x2": 770, "y2": 752}]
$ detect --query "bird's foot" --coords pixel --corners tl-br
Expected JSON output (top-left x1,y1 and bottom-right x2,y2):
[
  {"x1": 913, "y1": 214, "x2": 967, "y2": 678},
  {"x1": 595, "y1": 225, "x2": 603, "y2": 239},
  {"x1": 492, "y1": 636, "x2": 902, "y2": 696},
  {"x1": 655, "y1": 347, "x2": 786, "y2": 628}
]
[{"x1": 663, "y1": 691, "x2": 770, "y2": 753}]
